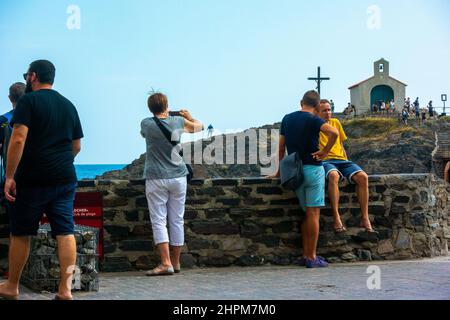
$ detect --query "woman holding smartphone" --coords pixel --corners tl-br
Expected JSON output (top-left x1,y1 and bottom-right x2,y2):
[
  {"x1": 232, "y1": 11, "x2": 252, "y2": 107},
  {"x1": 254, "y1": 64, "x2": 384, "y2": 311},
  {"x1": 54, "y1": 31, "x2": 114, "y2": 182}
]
[{"x1": 140, "y1": 92, "x2": 203, "y2": 276}]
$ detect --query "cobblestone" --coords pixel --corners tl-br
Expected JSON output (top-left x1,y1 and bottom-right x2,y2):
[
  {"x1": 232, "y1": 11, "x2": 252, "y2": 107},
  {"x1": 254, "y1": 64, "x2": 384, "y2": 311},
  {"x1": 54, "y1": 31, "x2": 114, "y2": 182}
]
[{"x1": 7, "y1": 257, "x2": 450, "y2": 300}]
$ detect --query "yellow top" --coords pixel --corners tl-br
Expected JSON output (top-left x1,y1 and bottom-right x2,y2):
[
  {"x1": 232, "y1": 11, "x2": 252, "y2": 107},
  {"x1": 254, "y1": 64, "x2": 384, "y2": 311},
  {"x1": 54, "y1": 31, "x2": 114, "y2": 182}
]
[{"x1": 319, "y1": 118, "x2": 348, "y2": 161}]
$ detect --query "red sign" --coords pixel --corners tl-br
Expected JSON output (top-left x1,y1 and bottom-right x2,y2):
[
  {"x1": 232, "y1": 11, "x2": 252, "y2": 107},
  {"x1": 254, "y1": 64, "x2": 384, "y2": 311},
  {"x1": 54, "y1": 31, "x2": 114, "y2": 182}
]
[{"x1": 41, "y1": 192, "x2": 104, "y2": 260}]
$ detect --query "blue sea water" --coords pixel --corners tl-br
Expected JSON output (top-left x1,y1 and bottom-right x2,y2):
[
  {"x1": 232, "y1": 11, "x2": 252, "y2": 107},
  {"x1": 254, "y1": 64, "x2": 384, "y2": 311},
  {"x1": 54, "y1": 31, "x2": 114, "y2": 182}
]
[{"x1": 75, "y1": 164, "x2": 127, "y2": 180}]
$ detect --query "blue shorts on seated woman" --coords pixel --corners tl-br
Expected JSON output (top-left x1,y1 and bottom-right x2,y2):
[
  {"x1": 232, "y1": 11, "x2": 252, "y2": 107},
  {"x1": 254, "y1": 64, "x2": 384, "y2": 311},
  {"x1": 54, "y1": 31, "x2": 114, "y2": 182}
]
[
  {"x1": 295, "y1": 165, "x2": 325, "y2": 213},
  {"x1": 323, "y1": 160, "x2": 363, "y2": 184}
]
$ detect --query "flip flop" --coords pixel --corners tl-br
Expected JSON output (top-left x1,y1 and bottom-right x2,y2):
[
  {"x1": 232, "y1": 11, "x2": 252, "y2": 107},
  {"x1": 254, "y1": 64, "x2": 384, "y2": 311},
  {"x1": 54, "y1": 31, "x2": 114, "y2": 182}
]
[
  {"x1": 360, "y1": 223, "x2": 378, "y2": 234},
  {"x1": 146, "y1": 265, "x2": 174, "y2": 277},
  {"x1": 334, "y1": 226, "x2": 347, "y2": 233},
  {"x1": 53, "y1": 295, "x2": 73, "y2": 300}
]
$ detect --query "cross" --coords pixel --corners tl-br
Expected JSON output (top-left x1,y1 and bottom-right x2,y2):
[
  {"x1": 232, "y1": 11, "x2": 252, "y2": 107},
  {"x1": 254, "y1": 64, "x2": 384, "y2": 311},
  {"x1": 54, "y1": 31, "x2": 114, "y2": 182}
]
[{"x1": 307, "y1": 66, "x2": 330, "y2": 95}]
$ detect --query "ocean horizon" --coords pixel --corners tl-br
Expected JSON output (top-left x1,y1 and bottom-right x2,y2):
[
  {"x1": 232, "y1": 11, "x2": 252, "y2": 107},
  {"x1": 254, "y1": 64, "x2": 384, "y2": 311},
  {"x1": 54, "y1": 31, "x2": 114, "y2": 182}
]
[{"x1": 75, "y1": 164, "x2": 127, "y2": 180}]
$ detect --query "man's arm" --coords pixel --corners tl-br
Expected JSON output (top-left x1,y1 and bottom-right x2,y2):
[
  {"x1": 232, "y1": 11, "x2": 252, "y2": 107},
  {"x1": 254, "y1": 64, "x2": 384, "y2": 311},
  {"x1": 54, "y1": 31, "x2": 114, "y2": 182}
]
[
  {"x1": 4, "y1": 124, "x2": 28, "y2": 201},
  {"x1": 312, "y1": 123, "x2": 338, "y2": 161},
  {"x1": 72, "y1": 139, "x2": 81, "y2": 157},
  {"x1": 6, "y1": 124, "x2": 28, "y2": 180},
  {"x1": 342, "y1": 142, "x2": 348, "y2": 159}
]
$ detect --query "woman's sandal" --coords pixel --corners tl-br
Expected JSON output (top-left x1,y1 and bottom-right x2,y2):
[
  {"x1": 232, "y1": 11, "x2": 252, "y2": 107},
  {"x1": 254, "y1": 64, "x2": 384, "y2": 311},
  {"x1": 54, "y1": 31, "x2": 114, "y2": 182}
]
[
  {"x1": 360, "y1": 222, "x2": 378, "y2": 234},
  {"x1": 53, "y1": 295, "x2": 73, "y2": 300},
  {"x1": 173, "y1": 265, "x2": 181, "y2": 274},
  {"x1": 146, "y1": 265, "x2": 175, "y2": 277},
  {"x1": 334, "y1": 225, "x2": 347, "y2": 234}
]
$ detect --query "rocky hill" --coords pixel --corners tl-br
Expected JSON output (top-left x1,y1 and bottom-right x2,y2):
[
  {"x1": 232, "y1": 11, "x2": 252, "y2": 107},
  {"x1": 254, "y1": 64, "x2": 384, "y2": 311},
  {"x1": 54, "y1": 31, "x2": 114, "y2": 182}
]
[{"x1": 98, "y1": 117, "x2": 450, "y2": 179}]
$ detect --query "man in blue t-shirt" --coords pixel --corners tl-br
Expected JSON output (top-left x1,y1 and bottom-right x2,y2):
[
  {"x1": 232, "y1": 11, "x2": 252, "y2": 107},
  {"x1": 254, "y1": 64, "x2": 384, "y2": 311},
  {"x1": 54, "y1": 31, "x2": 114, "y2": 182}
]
[{"x1": 270, "y1": 90, "x2": 338, "y2": 268}]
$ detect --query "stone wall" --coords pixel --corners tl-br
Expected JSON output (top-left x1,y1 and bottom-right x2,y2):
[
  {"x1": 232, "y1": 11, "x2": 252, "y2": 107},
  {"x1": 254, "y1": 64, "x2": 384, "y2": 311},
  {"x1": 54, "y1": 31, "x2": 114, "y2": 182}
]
[{"x1": 0, "y1": 174, "x2": 449, "y2": 273}]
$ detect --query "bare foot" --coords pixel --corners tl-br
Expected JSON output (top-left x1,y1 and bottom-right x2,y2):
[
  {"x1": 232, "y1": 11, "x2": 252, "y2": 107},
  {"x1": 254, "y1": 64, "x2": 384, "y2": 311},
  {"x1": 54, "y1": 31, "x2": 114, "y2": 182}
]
[{"x1": 0, "y1": 281, "x2": 19, "y2": 300}]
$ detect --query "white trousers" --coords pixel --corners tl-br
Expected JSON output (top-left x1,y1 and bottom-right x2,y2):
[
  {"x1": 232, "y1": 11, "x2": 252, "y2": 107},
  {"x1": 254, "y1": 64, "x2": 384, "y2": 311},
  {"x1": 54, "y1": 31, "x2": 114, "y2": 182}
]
[{"x1": 145, "y1": 177, "x2": 187, "y2": 246}]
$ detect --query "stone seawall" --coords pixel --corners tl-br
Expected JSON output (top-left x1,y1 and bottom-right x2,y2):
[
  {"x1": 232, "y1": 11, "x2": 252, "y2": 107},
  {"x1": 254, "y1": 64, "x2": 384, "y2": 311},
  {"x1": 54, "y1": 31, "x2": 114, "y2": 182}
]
[{"x1": 1, "y1": 174, "x2": 449, "y2": 272}]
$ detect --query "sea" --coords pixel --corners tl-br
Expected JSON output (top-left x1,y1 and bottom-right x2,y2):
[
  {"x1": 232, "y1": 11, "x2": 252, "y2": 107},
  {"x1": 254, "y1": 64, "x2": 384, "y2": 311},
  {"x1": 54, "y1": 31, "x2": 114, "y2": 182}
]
[{"x1": 75, "y1": 164, "x2": 127, "y2": 180}]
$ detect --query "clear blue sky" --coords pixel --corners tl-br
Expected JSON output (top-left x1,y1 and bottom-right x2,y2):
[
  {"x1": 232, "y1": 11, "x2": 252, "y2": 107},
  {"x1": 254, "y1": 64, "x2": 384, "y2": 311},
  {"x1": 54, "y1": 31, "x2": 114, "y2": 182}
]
[{"x1": 1, "y1": 0, "x2": 449, "y2": 164}]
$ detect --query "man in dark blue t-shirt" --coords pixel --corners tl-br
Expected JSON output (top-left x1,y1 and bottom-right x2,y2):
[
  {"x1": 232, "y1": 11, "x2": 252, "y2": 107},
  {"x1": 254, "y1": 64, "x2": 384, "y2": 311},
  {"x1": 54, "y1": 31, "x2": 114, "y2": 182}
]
[
  {"x1": 271, "y1": 90, "x2": 338, "y2": 268},
  {"x1": 0, "y1": 60, "x2": 83, "y2": 301}
]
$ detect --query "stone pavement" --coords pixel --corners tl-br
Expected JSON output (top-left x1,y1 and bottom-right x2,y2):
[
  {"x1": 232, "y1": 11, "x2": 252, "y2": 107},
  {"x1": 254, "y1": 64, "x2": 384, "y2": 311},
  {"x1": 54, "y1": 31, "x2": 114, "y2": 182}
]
[{"x1": 10, "y1": 256, "x2": 450, "y2": 300}]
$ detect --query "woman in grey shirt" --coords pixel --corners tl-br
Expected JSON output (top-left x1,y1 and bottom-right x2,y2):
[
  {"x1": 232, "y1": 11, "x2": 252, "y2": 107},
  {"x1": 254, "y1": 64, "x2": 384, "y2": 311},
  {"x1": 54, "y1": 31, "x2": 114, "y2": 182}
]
[{"x1": 141, "y1": 92, "x2": 203, "y2": 276}]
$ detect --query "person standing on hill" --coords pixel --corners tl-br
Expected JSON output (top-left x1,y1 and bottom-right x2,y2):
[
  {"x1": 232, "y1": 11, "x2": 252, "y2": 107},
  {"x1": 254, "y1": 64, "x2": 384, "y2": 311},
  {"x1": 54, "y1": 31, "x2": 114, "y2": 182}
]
[
  {"x1": 0, "y1": 60, "x2": 83, "y2": 300},
  {"x1": 428, "y1": 101, "x2": 434, "y2": 119},
  {"x1": 405, "y1": 97, "x2": 411, "y2": 113},
  {"x1": 414, "y1": 98, "x2": 421, "y2": 123}
]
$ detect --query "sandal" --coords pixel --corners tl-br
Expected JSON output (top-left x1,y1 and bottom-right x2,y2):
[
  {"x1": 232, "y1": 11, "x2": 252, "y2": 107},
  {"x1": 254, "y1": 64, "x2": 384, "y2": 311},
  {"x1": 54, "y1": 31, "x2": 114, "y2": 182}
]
[
  {"x1": 146, "y1": 265, "x2": 174, "y2": 277},
  {"x1": 360, "y1": 222, "x2": 378, "y2": 234},
  {"x1": 173, "y1": 265, "x2": 181, "y2": 274},
  {"x1": 334, "y1": 225, "x2": 347, "y2": 233},
  {"x1": 53, "y1": 294, "x2": 73, "y2": 300}
]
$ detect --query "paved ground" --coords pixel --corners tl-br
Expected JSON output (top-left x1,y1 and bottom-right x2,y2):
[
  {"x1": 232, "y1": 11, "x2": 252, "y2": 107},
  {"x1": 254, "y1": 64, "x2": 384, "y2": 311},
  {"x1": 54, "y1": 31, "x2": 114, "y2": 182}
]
[{"x1": 8, "y1": 256, "x2": 450, "y2": 300}]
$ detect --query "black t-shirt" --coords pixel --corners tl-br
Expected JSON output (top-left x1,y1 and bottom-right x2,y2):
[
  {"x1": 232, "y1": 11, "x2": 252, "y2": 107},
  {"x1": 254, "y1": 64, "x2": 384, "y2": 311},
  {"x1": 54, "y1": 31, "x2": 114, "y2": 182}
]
[
  {"x1": 280, "y1": 111, "x2": 325, "y2": 166},
  {"x1": 11, "y1": 89, "x2": 83, "y2": 187}
]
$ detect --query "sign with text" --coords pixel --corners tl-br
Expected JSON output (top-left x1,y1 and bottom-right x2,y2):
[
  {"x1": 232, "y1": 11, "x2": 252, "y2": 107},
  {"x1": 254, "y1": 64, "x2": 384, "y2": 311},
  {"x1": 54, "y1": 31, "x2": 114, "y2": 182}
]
[{"x1": 41, "y1": 192, "x2": 104, "y2": 260}]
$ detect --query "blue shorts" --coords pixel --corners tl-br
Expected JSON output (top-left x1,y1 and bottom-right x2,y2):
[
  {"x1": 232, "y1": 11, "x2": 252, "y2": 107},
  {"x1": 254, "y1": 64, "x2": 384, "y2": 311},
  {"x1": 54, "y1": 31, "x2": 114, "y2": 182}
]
[
  {"x1": 323, "y1": 160, "x2": 364, "y2": 184},
  {"x1": 295, "y1": 165, "x2": 325, "y2": 212},
  {"x1": 9, "y1": 182, "x2": 77, "y2": 238}
]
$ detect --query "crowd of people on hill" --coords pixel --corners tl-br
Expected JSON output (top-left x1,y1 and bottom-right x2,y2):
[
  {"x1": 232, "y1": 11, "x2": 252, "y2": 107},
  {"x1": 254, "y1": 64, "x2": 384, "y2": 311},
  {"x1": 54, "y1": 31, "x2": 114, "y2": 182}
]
[{"x1": 369, "y1": 97, "x2": 438, "y2": 125}]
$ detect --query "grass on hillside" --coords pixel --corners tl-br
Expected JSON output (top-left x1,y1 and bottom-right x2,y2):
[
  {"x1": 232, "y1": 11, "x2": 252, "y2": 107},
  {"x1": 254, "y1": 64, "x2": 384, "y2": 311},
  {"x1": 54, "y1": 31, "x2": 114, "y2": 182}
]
[{"x1": 342, "y1": 117, "x2": 429, "y2": 142}]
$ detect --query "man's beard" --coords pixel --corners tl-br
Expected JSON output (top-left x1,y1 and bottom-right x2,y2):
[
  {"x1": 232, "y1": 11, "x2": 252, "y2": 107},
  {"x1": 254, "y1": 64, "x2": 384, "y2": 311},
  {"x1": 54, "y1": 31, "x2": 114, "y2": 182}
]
[{"x1": 25, "y1": 81, "x2": 33, "y2": 93}]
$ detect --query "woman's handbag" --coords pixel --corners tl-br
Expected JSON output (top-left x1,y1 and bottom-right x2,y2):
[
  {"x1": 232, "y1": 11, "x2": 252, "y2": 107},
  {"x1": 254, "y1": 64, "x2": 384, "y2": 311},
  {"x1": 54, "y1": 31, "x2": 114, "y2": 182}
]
[
  {"x1": 280, "y1": 152, "x2": 304, "y2": 191},
  {"x1": 153, "y1": 117, "x2": 193, "y2": 182}
]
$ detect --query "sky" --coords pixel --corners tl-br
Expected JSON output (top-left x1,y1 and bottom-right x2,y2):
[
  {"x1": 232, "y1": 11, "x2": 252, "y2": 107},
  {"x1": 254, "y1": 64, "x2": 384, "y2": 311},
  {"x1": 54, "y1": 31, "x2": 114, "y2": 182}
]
[{"x1": 0, "y1": 0, "x2": 449, "y2": 164}]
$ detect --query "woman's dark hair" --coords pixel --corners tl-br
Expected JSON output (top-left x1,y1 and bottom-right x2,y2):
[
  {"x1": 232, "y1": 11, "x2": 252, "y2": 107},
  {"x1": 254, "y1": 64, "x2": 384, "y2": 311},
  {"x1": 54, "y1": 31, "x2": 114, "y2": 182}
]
[
  {"x1": 29, "y1": 60, "x2": 56, "y2": 85},
  {"x1": 147, "y1": 92, "x2": 168, "y2": 114}
]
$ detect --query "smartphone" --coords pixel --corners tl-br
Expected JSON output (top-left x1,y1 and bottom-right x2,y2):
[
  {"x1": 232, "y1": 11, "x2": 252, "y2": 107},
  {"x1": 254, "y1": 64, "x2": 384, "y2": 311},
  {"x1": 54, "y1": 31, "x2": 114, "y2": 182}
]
[{"x1": 169, "y1": 111, "x2": 182, "y2": 117}]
